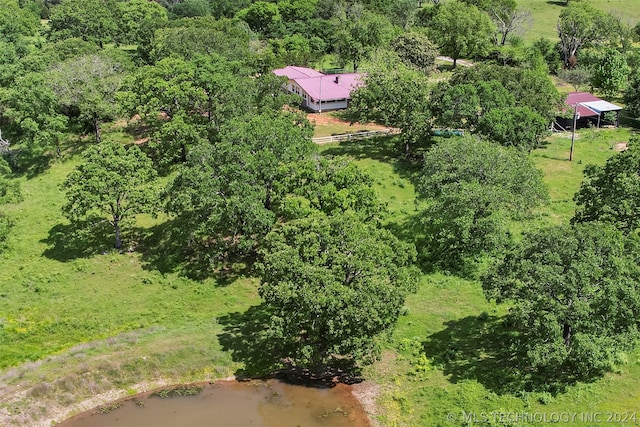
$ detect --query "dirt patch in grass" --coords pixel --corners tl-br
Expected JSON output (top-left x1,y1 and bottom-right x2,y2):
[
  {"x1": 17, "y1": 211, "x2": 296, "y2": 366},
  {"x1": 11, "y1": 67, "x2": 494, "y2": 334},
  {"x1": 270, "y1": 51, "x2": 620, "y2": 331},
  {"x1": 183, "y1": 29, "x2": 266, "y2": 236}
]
[
  {"x1": 309, "y1": 113, "x2": 392, "y2": 138},
  {"x1": 352, "y1": 380, "x2": 381, "y2": 427}
]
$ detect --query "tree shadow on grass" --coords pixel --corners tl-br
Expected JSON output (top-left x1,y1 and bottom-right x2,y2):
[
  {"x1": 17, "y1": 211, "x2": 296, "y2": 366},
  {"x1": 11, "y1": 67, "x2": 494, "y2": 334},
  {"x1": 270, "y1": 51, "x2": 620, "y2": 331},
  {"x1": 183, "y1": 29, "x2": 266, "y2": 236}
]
[
  {"x1": 424, "y1": 315, "x2": 596, "y2": 395},
  {"x1": 218, "y1": 304, "x2": 363, "y2": 386},
  {"x1": 41, "y1": 221, "x2": 114, "y2": 261},
  {"x1": 218, "y1": 304, "x2": 284, "y2": 379},
  {"x1": 136, "y1": 219, "x2": 250, "y2": 285},
  {"x1": 9, "y1": 148, "x2": 54, "y2": 179}
]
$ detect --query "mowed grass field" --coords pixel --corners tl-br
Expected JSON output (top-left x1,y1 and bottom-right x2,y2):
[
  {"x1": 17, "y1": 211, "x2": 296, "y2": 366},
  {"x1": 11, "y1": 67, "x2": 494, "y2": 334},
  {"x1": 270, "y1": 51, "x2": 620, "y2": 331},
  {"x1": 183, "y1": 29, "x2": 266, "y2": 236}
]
[
  {"x1": 0, "y1": 124, "x2": 638, "y2": 426},
  {"x1": 515, "y1": 0, "x2": 640, "y2": 42}
]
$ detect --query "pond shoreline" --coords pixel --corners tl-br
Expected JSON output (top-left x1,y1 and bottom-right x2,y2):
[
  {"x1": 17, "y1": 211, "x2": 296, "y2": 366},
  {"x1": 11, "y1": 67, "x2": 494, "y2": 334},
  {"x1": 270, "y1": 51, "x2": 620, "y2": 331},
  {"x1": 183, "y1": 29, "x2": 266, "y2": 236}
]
[
  {"x1": 55, "y1": 378, "x2": 377, "y2": 427},
  {"x1": 1, "y1": 374, "x2": 378, "y2": 427}
]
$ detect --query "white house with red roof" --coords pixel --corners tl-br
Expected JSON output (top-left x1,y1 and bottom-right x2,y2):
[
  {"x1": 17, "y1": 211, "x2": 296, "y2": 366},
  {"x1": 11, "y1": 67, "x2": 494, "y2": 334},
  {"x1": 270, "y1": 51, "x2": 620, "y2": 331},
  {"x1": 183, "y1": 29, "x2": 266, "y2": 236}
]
[{"x1": 273, "y1": 66, "x2": 363, "y2": 112}]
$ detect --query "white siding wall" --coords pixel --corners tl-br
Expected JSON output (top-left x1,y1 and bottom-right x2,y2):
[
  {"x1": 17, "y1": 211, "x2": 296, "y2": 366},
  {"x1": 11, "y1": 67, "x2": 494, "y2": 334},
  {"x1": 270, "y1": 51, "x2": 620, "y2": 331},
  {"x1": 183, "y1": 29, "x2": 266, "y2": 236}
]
[{"x1": 307, "y1": 99, "x2": 348, "y2": 112}]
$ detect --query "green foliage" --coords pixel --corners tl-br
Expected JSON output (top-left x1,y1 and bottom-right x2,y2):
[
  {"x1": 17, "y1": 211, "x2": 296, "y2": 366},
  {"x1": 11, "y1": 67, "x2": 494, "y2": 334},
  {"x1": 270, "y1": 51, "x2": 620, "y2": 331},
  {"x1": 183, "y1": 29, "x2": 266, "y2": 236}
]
[
  {"x1": 590, "y1": 48, "x2": 629, "y2": 97},
  {"x1": 390, "y1": 32, "x2": 439, "y2": 73},
  {"x1": 269, "y1": 33, "x2": 324, "y2": 67},
  {"x1": 257, "y1": 212, "x2": 419, "y2": 372},
  {"x1": 477, "y1": 106, "x2": 549, "y2": 152},
  {"x1": 277, "y1": 0, "x2": 318, "y2": 22},
  {"x1": 0, "y1": 156, "x2": 19, "y2": 250},
  {"x1": 422, "y1": 1, "x2": 495, "y2": 67},
  {"x1": 448, "y1": 63, "x2": 562, "y2": 122},
  {"x1": 416, "y1": 137, "x2": 548, "y2": 269},
  {"x1": 462, "y1": 0, "x2": 528, "y2": 46},
  {"x1": 63, "y1": 141, "x2": 157, "y2": 249},
  {"x1": 113, "y1": 0, "x2": 168, "y2": 61},
  {"x1": 430, "y1": 80, "x2": 514, "y2": 130},
  {"x1": 118, "y1": 55, "x2": 208, "y2": 165},
  {"x1": 43, "y1": 37, "x2": 100, "y2": 62},
  {"x1": 483, "y1": 223, "x2": 640, "y2": 379},
  {"x1": 624, "y1": 69, "x2": 640, "y2": 119},
  {"x1": 557, "y1": 3, "x2": 618, "y2": 68},
  {"x1": 237, "y1": 1, "x2": 284, "y2": 39},
  {"x1": 48, "y1": 54, "x2": 125, "y2": 143},
  {"x1": 118, "y1": 54, "x2": 278, "y2": 166},
  {"x1": 0, "y1": 0, "x2": 40, "y2": 42},
  {"x1": 558, "y1": 66, "x2": 591, "y2": 91},
  {"x1": 1, "y1": 72, "x2": 68, "y2": 155},
  {"x1": 573, "y1": 138, "x2": 640, "y2": 234},
  {"x1": 47, "y1": 0, "x2": 118, "y2": 48},
  {"x1": 165, "y1": 111, "x2": 315, "y2": 264},
  {"x1": 150, "y1": 18, "x2": 253, "y2": 64},
  {"x1": 276, "y1": 156, "x2": 386, "y2": 222},
  {"x1": 331, "y1": 8, "x2": 395, "y2": 72},
  {"x1": 348, "y1": 53, "x2": 431, "y2": 158},
  {"x1": 530, "y1": 37, "x2": 561, "y2": 74},
  {"x1": 0, "y1": 158, "x2": 20, "y2": 205},
  {"x1": 172, "y1": 0, "x2": 211, "y2": 18}
]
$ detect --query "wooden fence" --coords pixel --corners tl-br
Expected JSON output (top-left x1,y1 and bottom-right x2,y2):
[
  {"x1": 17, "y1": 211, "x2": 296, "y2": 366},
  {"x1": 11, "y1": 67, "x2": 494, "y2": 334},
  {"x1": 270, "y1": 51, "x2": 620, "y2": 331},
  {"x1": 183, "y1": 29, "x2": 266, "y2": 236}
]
[{"x1": 312, "y1": 129, "x2": 400, "y2": 145}]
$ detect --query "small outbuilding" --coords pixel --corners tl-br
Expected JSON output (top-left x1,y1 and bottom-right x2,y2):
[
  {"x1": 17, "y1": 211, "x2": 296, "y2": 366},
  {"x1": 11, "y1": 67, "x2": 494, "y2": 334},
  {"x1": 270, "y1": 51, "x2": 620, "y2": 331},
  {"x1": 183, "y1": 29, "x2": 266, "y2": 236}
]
[
  {"x1": 556, "y1": 92, "x2": 623, "y2": 130},
  {"x1": 273, "y1": 66, "x2": 363, "y2": 112}
]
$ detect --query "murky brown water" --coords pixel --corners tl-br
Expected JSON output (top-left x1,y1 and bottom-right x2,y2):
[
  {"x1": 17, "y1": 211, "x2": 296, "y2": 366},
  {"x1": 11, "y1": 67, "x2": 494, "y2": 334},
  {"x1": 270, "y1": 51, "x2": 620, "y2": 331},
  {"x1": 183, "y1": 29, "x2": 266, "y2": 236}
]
[{"x1": 58, "y1": 380, "x2": 371, "y2": 427}]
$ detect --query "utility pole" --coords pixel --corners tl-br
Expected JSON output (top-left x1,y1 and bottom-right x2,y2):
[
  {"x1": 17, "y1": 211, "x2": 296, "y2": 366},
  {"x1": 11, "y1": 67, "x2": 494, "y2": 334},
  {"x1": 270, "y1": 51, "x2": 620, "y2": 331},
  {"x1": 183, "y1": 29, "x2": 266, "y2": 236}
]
[{"x1": 569, "y1": 103, "x2": 579, "y2": 162}]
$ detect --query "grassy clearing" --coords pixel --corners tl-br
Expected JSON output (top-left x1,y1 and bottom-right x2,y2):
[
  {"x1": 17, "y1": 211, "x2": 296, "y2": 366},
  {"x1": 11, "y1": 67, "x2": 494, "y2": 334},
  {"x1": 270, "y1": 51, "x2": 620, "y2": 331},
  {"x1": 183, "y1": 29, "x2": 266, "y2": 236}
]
[
  {"x1": 515, "y1": 0, "x2": 640, "y2": 42},
  {"x1": 530, "y1": 127, "x2": 632, "y2": 224}
]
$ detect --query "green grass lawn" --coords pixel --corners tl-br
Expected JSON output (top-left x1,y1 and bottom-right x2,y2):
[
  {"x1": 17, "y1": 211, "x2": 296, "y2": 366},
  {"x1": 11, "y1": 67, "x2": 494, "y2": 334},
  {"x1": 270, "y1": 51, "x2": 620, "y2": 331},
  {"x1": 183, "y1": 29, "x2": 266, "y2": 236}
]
[
  {"x1": 1, "y1": 126, "x2": 639, "y2": 426},
  {"x1": 516, "y1": 0, "x2": 640, "y2": 42}
]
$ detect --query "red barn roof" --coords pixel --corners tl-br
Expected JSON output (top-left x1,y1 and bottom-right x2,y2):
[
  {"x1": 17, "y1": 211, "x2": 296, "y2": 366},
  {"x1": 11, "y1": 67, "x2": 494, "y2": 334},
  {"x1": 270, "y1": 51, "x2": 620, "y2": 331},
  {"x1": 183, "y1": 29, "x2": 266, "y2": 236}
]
[{"x1": 565, "y1": 92, "x2": 622, "y2": 117}]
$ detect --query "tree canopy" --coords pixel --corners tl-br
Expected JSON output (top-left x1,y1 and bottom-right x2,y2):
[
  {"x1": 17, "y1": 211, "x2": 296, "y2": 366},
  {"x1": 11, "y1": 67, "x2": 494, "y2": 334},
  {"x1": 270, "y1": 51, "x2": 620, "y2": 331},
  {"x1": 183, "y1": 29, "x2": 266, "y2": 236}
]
[
  {"x1": 165, "y1": 111, "x2": 315, "y2": 264},
  {"x1": 47, "y1": 0, "x2": 118, "y2": 48},
  {"x1": 331, "y1": 7, "x2": 395, "y2": 72},
  {"x1": 422, "y1": 1, "x2": 495, "y2": 68},
  {"x1": 348, "y1": 53, "x2": 431, "y2": 158},
  {"x1": 483, "y1": 223, "x2": 640, "y2": 379},
  {"x1": 625, "y1": 70, "x2": 640, "y2": 119},
  {"x1": 476, "y1": 106, "x2": 548, "y2": 152},
  {"x1": 557, "y1": 3, "x2": 617, "y2": 68},
  {"x1": 416, "y1": 137, "x2": 548, "y2": 269},
  {"x1": 257, "y1": 212, "x2": 419, "y2": 373},
  {"x1": 0, "y1": 156, "x2": 20, "y2": 251},
  {"x1": 63, "y1": 142, "x2": 157, "y2": 250},
  {"x1": 573, "y1": 137, "x2": 640, "y2": 235},
  {"x1": 48, "y1": 54, "x2": 125, "y2": 143}
]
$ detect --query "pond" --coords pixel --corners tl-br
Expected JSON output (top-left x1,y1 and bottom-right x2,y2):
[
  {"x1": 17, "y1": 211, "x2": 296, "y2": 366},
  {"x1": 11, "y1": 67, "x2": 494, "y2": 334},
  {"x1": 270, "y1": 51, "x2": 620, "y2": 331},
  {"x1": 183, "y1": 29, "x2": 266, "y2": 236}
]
[{"x1": 57, "y1": 379, "x2": 371, "y2": 427}]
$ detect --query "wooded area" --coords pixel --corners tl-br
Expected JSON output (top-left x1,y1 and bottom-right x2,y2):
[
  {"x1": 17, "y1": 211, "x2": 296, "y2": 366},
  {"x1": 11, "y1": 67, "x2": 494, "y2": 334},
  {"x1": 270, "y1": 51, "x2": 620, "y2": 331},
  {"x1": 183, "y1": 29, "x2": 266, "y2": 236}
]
[{"x1": 1, "y1": 0, "x2": 640, "y2": 425}]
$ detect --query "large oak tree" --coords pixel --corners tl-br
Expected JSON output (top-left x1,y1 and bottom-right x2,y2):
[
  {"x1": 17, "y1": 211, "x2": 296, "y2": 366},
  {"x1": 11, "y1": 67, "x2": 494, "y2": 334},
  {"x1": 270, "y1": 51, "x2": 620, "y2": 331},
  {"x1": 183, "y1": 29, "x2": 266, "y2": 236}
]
[
  {"x1": 417, "y1": 137, "x2": 548, "y2": 269},
  {"x1": 483, "y1": 223, "x2": 640, "y2": 379},
  {"x1": 573, "y1": 137, "x2": 640, "y2": 235},
  {"x1": 63, "y1": 142, "x2": 157, "y2": 249},
  {"x1": 258, "y1": 212, "x2": 419, "y2": 374}
]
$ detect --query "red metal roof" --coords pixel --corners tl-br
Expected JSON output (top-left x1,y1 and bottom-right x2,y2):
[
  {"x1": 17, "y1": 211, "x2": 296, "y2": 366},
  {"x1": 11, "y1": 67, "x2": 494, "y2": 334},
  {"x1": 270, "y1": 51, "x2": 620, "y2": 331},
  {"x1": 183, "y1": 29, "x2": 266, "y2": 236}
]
[
  {"x1": 273, "y1": 66, "x2": 324, "y2": 79},
  {"x1": 273, "y1": 66, "x2": 363, "y2": 102},
  {"x1": 565, "y1": 92, "x2": 602, "y2": 117}
]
